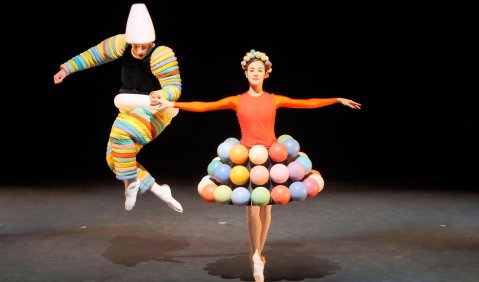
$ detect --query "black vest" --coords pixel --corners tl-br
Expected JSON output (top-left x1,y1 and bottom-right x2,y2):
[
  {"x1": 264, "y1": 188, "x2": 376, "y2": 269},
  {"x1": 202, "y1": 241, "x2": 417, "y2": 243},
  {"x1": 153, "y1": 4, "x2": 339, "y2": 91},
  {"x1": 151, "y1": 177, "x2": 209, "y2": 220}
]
[{"x1": 119, "y1": 45, "x2": 161, "y2": 94}]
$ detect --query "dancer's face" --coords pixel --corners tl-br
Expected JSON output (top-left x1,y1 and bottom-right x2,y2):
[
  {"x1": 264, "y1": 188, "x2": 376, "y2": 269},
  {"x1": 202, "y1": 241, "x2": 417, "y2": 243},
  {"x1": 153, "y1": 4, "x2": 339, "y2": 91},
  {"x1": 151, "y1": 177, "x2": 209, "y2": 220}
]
[
  {"x1": 245, "y1": 60, "x2": 268, "y2": 87},
  {"x1": 131, "y1": 43, "x2": 155, "y2": 59}
]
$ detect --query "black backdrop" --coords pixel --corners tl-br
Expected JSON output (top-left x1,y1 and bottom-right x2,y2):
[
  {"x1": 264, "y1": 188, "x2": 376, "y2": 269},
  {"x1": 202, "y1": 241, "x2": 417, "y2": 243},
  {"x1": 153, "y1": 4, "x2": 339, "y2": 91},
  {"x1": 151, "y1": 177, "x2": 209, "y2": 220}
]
[{"x1": 2, "y1": 1, "x2": 476, "y2": 189}]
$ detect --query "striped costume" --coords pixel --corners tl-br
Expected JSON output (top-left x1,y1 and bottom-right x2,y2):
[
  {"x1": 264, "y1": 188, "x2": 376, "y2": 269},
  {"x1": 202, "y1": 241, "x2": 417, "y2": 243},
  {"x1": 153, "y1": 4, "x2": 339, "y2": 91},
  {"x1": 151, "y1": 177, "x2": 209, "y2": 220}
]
[{"x1": 60, "y1": 34, "x2": 181, "y2": 193}]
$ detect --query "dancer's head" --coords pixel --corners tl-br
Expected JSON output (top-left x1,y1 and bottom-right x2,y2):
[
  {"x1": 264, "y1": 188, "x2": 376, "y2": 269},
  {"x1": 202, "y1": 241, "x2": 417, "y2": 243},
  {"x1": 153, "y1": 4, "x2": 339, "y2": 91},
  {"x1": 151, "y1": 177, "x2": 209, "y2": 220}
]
[
  {"x1": 125, "y1": 3, "x2": 156, "y2": 59},
  {"x1": 241, "y1": 49, "x2": 272, "y2": 86},
  {"x1": 241, "y1": 49, "x2": 272, "y2": 73}
]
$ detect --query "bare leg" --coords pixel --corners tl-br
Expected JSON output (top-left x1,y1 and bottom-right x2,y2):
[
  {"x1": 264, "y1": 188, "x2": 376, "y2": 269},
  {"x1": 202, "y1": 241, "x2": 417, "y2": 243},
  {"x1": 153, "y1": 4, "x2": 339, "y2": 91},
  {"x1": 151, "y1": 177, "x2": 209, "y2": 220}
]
[
  {"x1": 246, "y1": 206, "x2": 262, "y2": 254},
  {"x1": 246, "y1": 206, "x2": 267, "y2": 282},
  {"x1": 259, "y1": 205, "x2": 272, "y2": 252}
]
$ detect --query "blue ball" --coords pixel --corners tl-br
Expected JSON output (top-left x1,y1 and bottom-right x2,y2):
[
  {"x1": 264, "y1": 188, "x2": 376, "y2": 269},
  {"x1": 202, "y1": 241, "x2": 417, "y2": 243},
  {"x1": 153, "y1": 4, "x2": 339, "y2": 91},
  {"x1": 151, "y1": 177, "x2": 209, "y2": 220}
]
[
  {"x1": 231, "y1": 187, "x2": 251, "y2": 206},
  {"x1": 224, "y1": 137, "x2": 240, "y2": 144},
  {"x1": 289, "y1": 181, "x2": 308, "y2": 201},
  {"x1": 214, "y1": 163, "x2": 232, "y2": 184},
  {"x1": 283, "y1": 138, "x2": 300, "y2": 158},
  {"x1": 295, "y1": 156, "x2": 312, "y2": 174},
  {"x1": 217, "y1": 142, "x2": 234, "y2": 161}
]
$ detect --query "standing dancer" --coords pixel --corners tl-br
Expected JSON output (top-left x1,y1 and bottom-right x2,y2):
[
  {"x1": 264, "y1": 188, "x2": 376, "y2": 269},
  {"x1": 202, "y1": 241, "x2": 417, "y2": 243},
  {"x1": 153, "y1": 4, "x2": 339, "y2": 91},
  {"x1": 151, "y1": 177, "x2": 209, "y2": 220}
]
[{"x1": 153, "y1": 49, "x2": 361, "y2": 281}]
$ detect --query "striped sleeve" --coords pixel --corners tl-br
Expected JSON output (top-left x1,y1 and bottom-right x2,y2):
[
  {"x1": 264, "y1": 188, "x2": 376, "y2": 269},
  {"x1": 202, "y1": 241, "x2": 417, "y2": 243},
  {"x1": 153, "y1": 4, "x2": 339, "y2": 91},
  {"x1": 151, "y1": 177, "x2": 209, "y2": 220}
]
[
  {"x1": 150, "y1": 46, "x2": 182, "y2": 101},
  {"x1": 60, "y1": 34, "x2": 127, "y2": 75}
]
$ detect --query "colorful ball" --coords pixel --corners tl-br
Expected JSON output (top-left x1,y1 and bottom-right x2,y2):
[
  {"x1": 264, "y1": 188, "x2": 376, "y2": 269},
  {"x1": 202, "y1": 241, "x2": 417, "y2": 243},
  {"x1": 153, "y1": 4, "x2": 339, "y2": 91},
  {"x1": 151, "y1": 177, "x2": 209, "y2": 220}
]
[
  {"x1": 207, "y1": 159, "x2": 223, "y2": 177},
  {"x1": 224, "y1": 137, "x2": 240, "y2": 144},
  {"x1": 249, "y1": 144, "x2": 269, "y2": 165},
  {"x1": 270, "y1": 163, "x2": 289, "y2": 184},
  {"x1": 295, "y1": 155, "x2": 312, "y2": 174},
  {"x1": 289, "y1": 181, "x2": 308, "y2": 201},
  {"x1": 283, "y1": 138, "x2": 300, "y2": 158},
  {"x1": 217, "y1": 142, "x2": 234, "y2": 161},
  {"x1": 198, "y1": 175, "x2": 215, "y2": 195},
  {"x1": 230, "y1": 165, "x2": 249, "y2": 185},
  {"x1": 229, "y1": 143, "x2": 249, "y2": 164},
  {"x1": 306, "y1": 172, "x2": 325, "y2": 193},
  {"x1": 268, "y1": 142, "x2": 288, "y2": 163},
  {"x1": 214, "y1": 163, "x2": 231, "y2": 184},
  {"x1": 214, "y1": 185, "x2": 232, "y2": 204},
  {"x1": 250, "y1": 165, "x2": 270, "y2": 186},
  {"x1": 201, "y1": 183, "x2": 217, "y2": 203},
  {"x1": 303, "y1": 177, "x2": 320, "y2": 197},
  {"x1": 251, "y1": 187, "x2": 271, "y2": 206},
  {"x1": 231, "y1": 187, "x2": 251, "y2": 206},
  {"x1": 277, "y1": 134, "x2": 293, "y2": 143},
  {"x1": 288, "y1": 161, "x2": 306, "y2": 181},
  {"x1": 271, "y1": 185, "x2": 291, "y2": 205}
]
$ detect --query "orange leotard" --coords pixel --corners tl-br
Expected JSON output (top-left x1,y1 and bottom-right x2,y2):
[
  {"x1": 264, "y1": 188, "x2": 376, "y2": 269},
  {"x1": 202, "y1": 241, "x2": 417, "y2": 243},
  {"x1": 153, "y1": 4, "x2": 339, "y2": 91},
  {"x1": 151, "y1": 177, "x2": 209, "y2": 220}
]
[{"x1": 174, "y1": 92, "x2": 338, "y2": 148}]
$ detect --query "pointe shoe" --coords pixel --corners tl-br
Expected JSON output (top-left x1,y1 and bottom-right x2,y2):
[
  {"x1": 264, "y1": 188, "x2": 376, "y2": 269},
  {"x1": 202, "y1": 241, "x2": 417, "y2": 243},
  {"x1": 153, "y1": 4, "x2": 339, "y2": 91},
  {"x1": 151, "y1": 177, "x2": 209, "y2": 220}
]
[
  {"x1": 249, "y1": 254, "x2": 267, "y2": 273},
  {"x1": 150, "y1": 184, "x2": 183, "y2": 213},
  {"x1": 125, "y1": 179, "x2": 141, "y2": 211},
  {"x1": 252, "y1": 251, "x2": 264, "y2": 282},
  {"x1": 250, "y1": 254, "x2": 266, "y2": 267}
]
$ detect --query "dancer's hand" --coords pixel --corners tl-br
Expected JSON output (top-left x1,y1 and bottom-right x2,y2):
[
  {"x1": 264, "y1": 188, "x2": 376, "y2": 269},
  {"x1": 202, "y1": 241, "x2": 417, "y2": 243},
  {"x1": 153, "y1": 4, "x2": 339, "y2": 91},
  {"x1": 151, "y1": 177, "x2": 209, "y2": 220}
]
[
  {"x1": 53, "y1": 69, "x2": 68, "y2": 84},
  {"x1": 338, "y1": 98, "x2": 361, "y2": 110},
  {"x1": 156, "y1": 98, "x2": 174, "y2": 110},
  {"x1": 149, "y1": 90, "x2": 163, "y2": 106}
]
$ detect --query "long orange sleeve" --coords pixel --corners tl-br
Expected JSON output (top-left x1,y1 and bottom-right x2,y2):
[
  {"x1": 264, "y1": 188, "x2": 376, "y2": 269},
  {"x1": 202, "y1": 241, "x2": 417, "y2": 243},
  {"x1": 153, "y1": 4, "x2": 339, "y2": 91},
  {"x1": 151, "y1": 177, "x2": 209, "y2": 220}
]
[
  {"x1": 275, "y1": 95, "x2": 338, "y2": 109},
  {"x1": 173, "y1": 96, "x2": 239, "y2": 112}
]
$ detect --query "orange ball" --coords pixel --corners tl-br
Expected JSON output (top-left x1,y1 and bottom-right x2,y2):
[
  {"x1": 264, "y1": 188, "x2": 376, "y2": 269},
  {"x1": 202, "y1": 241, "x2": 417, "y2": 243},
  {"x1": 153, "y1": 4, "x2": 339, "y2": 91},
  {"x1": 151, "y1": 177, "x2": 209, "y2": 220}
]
[
  {"x1": 229, "y1": 144, "x2": 249, "y2": 164},
  {"x1": 268, "y1": 142, "x2": 288, "y2": 163},
  {"x1": 201, "y1": 183, "x2": 217, "y2": 203},
  {"x1": 271, "y1": 185, "x2": 291, "y2": 205}
]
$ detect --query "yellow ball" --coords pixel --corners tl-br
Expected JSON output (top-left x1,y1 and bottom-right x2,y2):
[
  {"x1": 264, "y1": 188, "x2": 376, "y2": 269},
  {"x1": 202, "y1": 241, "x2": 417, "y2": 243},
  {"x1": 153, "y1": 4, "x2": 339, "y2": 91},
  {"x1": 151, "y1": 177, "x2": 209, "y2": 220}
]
[
  {"x1": 229, "y1": 165, "x2": 250, "y2": 185},
  {"x1": 214, "y1": 185, "x2": 232, "y2": 204}
]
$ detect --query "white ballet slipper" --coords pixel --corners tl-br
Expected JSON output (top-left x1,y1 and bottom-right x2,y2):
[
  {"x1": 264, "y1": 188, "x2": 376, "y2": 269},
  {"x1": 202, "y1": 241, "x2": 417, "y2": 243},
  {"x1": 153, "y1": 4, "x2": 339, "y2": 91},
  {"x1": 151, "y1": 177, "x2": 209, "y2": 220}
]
[
  {"x1": 150, "y1": 183, "x2": 183, "y2": 213},
  {"x1": 125, "y1": 179, "x2": 141, "y2": 211}
]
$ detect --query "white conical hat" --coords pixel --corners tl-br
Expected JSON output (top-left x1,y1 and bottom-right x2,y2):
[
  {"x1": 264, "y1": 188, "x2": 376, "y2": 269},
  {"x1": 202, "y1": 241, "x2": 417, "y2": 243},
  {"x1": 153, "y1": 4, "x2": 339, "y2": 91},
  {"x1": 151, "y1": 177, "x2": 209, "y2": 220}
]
[{"x1": 125, "y1": 3, "x2": 155, "y2": 44}]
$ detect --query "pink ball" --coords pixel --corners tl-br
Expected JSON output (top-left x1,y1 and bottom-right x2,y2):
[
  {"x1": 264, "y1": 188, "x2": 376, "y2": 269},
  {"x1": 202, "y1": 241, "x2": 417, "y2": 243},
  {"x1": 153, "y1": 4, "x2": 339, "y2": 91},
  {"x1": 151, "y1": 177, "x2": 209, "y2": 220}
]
[
  {"x1": 287, "y1": 161, "x2": 306, "y2": 181},
  {"x1": 303, "y1": 177, "x2": 320, "y2": 197},
  {"x1": 270, "y1": 163, "x2": 289, "y2": 184},
  {"x1": 250, "y1": 165, "x2": 270, "y2": 185},
  {"x1": 306, "y1": 173, "x2": 325, "y2": 193}
]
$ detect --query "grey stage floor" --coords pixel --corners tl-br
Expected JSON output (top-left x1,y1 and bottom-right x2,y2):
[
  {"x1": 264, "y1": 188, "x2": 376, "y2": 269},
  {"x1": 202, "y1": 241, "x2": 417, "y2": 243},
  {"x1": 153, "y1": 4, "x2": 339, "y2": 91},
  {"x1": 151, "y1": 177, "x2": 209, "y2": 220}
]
[{"x1": 1, "y1": 179, "x2": 478, "y2": 282}]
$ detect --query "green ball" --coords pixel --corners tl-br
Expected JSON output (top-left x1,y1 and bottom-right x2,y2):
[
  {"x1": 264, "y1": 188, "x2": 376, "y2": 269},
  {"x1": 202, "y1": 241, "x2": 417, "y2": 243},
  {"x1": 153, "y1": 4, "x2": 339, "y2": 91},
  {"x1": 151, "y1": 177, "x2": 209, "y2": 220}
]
[
  {"x1": 251, "y1": 187, "x2": 271, "y2": 206},
  {"x1": 277, "y1": 134, "x2": 293, "y2": 143},
  {"x1": 208, "y1": 160, "x2": 222, "y2": 176},
  {"x1": 214, "y1": 185, "x2": 232, "y2": 204}
]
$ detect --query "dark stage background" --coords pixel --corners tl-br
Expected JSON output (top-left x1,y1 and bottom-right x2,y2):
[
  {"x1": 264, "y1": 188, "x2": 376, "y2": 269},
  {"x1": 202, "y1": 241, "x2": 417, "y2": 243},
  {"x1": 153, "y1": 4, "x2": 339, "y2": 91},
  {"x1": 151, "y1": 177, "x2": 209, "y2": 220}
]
[{"x1": 1, "y1": 2, "x2": 476, "y2": 188}]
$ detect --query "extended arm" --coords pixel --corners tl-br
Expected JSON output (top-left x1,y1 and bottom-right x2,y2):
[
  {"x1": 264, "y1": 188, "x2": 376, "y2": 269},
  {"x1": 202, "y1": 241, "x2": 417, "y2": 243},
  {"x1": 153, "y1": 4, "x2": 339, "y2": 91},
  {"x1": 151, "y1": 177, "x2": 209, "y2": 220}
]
[
  {"x1": 53, "y1": 34, "x2": 127, "y2": 84},
  {"x1": 275, "y1": 95, "x2": 361, "y2": 110},
  {"x1": 153, "y1": 96, "x2": 239, "y2": 112}
]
